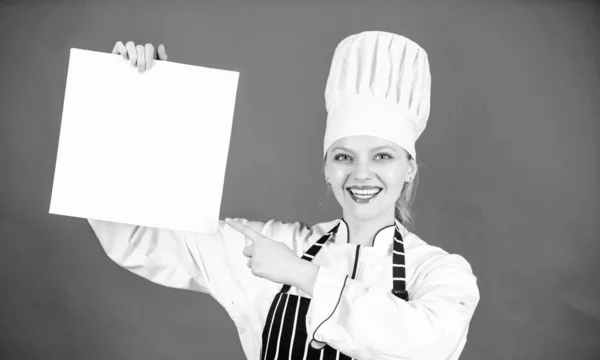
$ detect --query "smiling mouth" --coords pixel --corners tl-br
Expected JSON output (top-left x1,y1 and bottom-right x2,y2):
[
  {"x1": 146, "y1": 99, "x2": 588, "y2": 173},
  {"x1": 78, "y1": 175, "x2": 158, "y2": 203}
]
[{"x1": 346, "y1": 187, "x2": 383, "y2": 203}]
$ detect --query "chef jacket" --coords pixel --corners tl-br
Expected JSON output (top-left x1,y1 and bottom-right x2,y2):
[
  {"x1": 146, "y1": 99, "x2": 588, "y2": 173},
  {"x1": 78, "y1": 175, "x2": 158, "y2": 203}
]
[{"x1": 87, "y1": 217, "x2": 480, "y2": 360}]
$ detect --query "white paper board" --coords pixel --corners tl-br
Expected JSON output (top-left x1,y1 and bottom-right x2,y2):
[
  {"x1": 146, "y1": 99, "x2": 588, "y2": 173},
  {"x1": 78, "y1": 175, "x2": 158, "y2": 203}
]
[{"x1": 49, "y1": 48, "x2": 239, "y2": 235}]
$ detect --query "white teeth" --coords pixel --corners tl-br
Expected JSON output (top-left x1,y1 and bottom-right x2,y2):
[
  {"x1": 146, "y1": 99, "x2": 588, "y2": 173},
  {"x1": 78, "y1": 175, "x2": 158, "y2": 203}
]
[{"x1": 348, "y1": 188, "x2": 381, "y2": 197}]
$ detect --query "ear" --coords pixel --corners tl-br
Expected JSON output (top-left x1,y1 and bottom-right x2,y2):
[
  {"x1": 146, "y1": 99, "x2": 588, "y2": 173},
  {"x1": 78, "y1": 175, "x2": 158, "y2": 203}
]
[{"x1": 407, "y1": 159, "x2": 418, "y2": 179}]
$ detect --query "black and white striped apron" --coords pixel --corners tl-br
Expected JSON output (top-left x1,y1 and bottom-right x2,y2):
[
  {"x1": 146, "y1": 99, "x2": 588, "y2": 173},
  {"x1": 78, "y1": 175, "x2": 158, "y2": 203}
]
[{"x1": 260, "y1": 222, "x2": 409, "y2": 360}]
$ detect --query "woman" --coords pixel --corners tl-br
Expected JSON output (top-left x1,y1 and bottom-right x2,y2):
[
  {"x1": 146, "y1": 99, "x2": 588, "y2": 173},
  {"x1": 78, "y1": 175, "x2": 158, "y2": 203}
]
[{"x1": 91, "y1": 31, "x2": 480, "y2": 360}]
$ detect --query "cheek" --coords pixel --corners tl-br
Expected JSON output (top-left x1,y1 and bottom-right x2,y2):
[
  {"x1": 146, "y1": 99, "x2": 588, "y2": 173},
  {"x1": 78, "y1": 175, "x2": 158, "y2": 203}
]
[
  {"x1": 328, "y1": 169, "x2": 349, "y2": 199},
  {"x1": 328, "y1": 167, "x2": 348, "y2": 184},
  {"x1": 381, "y1": 167, "x2": 407, "y2": 191}
]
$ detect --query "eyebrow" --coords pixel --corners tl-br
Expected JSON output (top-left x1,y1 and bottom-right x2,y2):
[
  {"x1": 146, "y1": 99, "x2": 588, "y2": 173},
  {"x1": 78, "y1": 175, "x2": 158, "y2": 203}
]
[{"x1": 332, "y1": 146, "x2": 396, "y2": 153}]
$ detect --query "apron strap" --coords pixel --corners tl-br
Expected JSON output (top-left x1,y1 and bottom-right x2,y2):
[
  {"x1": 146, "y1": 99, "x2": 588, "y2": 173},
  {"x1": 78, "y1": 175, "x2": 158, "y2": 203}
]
[{"x1": 391, "y1": 226, "x2": 409, "y2": 301}]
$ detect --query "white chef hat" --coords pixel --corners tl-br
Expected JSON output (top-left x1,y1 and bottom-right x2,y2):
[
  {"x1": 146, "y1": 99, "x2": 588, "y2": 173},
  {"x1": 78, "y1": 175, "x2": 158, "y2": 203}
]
[{"x1": 323, "y1": 31, "x2": 431, "y2": 161}]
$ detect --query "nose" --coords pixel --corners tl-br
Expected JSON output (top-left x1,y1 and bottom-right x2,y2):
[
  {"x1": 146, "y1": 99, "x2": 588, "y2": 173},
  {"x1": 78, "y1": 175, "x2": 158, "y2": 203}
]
[{"x1": 352, "y1": 159, "x2": 373, "y2": 181}]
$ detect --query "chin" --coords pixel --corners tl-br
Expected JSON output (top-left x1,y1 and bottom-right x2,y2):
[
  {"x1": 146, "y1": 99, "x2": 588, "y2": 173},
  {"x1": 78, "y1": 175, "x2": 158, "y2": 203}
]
[{"x1": 342, "y1": 200, "x2": 397, "y2": 222}]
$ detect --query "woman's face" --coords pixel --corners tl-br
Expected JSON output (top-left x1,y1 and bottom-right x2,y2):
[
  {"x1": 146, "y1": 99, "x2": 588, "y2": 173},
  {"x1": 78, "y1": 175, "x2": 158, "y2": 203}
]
[{"x1": 325, "y1": 135, "x2": 415, "y2": 222}]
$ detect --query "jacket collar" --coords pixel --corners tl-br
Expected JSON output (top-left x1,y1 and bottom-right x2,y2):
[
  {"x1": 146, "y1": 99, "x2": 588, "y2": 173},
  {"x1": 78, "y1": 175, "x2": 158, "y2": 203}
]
[{"x1": 331, "y1": 218, "x2": 408, "y2": 249}]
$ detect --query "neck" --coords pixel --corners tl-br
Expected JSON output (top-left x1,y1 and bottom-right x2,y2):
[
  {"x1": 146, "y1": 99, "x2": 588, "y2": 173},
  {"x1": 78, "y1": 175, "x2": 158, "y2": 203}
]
[{"x1": 343, "y1": 213, "x2": 395, "y2": 246}]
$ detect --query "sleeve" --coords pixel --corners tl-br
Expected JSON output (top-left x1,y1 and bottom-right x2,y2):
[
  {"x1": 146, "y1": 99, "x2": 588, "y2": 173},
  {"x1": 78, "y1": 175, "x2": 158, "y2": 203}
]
[
  {"x1": 305, "y1": 253, "x2": 480, "y2": 360},
  {"x1": 87, "y1": 218, "x2": 304, "y2": 315}
]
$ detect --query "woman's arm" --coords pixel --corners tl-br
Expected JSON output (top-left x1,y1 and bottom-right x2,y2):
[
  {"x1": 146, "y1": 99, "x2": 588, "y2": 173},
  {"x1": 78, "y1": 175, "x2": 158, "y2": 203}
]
[
  {"x1": 88, "y1": 218, "x2": 291, "y2": 314},
  {"x1": 304, "y1": 252, "x2": 480, "y2": 360}
]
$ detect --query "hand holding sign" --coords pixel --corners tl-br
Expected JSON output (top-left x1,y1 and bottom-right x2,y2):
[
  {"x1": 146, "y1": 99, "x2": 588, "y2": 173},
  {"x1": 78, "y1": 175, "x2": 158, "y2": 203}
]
[{"x1": 111, "y1": 41, "x2": 168, "y2": 72}]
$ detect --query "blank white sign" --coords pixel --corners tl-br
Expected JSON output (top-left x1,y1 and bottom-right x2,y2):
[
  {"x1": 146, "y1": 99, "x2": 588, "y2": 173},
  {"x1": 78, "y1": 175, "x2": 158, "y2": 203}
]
[{"x1": 49, "y1": 48, "x2": 239, "y2": 235}]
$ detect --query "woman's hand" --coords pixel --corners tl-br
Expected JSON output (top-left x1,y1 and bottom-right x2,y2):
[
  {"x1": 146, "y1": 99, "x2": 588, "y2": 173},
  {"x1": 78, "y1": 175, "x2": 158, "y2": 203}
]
[
  {"x1": 111, "y1": 41, "x2": 168, "y2": 72},
  {"x1": 224, "y1": 218, "x2": 319, "y2": 294}
]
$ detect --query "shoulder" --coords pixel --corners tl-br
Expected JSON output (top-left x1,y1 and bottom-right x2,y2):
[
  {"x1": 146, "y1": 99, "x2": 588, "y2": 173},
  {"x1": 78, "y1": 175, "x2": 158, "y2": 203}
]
[{"x1": 404, "y1": 231, "x2": 476, "y2": 278}]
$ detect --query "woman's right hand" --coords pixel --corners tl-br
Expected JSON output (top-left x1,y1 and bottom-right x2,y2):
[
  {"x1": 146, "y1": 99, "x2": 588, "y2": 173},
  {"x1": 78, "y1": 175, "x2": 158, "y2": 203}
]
[{"x1": 111, "y1": 41, "x2": 168, "y2": 72}]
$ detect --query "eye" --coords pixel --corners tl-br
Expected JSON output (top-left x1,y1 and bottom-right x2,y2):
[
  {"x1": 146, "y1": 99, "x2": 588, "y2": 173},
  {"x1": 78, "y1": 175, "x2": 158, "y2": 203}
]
[
  {"x1": 375, "y1": 153, "x2": 393, "y2": 160},
  {"x1": 334, "y1": 154, "x2": 351, "y2": 161}
]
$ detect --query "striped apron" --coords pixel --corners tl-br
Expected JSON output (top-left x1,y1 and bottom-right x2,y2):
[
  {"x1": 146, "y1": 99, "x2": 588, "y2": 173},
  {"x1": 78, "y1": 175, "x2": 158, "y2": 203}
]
[{"x1": 260, "y1": 222, "x2": 409, "y2": 360}]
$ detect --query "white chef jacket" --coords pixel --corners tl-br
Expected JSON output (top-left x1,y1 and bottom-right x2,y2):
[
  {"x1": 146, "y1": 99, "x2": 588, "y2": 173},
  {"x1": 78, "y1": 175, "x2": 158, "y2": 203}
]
[{"x1": 88, "y1": 217, "x2": 480, "y2": 360}]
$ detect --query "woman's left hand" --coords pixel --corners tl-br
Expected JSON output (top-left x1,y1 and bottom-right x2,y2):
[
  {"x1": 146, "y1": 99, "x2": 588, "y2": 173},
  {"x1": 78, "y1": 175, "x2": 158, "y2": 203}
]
[{"x1": 224, "y1": 218, "x2": 315, "y2": 288}]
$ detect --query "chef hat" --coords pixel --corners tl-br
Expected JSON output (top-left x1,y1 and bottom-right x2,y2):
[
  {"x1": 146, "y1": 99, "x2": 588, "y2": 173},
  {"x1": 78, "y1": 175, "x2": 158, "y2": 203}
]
[{"x1": 323, "y1": 31, "x2": 431, "y2": 161}]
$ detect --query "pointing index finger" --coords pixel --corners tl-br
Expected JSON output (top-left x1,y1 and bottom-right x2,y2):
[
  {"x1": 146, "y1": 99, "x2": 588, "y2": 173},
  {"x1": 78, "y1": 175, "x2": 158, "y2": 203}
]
[{"x1": 224, "y1": 218, "x2": 266, "y2": 243}]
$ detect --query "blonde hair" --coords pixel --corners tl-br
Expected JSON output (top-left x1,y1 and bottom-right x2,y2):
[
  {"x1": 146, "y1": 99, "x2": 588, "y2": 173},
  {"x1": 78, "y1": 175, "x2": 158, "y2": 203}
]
[
  {"x1": 396, "y1": 155, "x2": 419, "y2": 230},
  {"x1": 322, "y1": 153, "x2": 420, "y2": 230}
]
